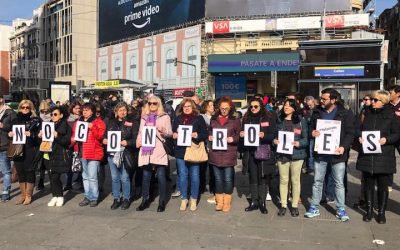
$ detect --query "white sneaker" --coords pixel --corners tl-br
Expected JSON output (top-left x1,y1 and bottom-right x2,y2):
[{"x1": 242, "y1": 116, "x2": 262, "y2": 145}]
[
  {"x1": 47, "y1": 197, "x2": 58, "y2": 207},
  {"x1": 56, "y1": 197, "x2": 64, "y2": 207},
  {"x1": 266, "y1": 193, "x2": 272, "y2": 201}
]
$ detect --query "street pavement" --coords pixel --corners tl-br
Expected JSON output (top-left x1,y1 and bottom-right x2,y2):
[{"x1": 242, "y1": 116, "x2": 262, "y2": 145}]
[{"x1": 0, "y1": 151, "x2": 399, "y2": 250}]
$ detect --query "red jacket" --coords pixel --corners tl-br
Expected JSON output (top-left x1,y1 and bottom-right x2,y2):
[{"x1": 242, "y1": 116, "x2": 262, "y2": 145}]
[{"x1": 71, "y1": 117, "x2": 106, "y2": 161}]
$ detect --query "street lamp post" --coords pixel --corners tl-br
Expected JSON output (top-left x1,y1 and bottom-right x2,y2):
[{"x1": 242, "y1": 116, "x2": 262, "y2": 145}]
[{"x1": 174, "y1": 57, "x2": 196, "y2": 90}]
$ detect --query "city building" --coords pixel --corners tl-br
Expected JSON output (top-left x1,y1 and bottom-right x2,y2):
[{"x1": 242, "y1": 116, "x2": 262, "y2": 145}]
[{"x1": 0, "y1": 24, "x2": 13, "y2": 97}]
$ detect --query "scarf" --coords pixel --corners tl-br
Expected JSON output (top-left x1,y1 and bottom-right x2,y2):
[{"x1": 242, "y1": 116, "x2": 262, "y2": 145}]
[
  {"x1": 180, "y1": 113, "x2": 196, "y2": 125},
  {"x1": 217, "y1": 115, "x2": 228, "y2": 126},
  {"x1": 141, "y1": 113, "x2": 158, "y2": 156}
]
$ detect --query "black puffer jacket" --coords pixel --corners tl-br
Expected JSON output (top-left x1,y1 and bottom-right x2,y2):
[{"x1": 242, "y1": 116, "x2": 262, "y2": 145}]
[
  {"x1": 47, "y1": 119, "x2": 72, "y2": 173},
  {"x1": 356, "y1": 105, "x2": 400, "y2": 174},
  {"x1": 0, "y1": 107, "x2": 16, "y2": 152}
]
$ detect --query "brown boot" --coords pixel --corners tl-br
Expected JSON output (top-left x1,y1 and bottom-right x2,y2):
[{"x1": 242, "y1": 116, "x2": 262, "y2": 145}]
[
  {"x1": 223, "y1": 194, "x2": 232, "y2": 212},
  {"x1": 15, "y1": 182, "x2": 26, "y2": 205},
  {"x1": 23, "y1": 183, "x2": 34, "y2": 205},
  {"x1": 215, "y1": 193, "x2": 224, "y2": 211}
]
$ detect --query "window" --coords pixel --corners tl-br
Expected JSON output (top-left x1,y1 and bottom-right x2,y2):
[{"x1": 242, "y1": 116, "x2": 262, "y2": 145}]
[
  {"x1": 146, "y1": 53, "x2": 153, "y2": 83},
  {"x1": 101, "y1": 61, "x2": 107, "y2": 80},
  {"x1": 165, "y1": 49, "x2": 174, "y2": 79},
  {"x1": 114, "y1": 58, "x2": 121, "y2": 78},
  {"x1": 129, "y1": 56, "x2": 137, "y2": 81},
  {"x1": 187, "y1": 45, "x2": 196, "y2": 77}
]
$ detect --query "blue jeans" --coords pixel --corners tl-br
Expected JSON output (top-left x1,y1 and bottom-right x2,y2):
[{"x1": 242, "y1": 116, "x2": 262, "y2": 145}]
[
  {"x1": 81, "y1": 159, "x2": 100, "y2": 201},
  {"x1": 176, "y1": 158, "x2": 200, "y2": 200},
  {"x1": 0, "y1": 151, "x2": 11, "y2": 195},
  {"x1": 108, "y1": 156, "x2": 131, "y2": 200},
  {"x1": 311, "y1": 161, "x2": 346, "y2": 210},
  {"x1": 213, "y1": 166, "x2": 234, "y2": 195},
  {"x1": 142, "y1": 165, "x2": 167, "y2": 202},
  {"x1": 324, "y1": 164, "x2": 335, "y2": 200}
]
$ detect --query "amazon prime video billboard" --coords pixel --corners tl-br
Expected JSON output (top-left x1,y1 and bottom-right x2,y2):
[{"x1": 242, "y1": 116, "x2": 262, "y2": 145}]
[
  {"x1": 205, "y1": 0, "x2": 351, "y2": 18},
  {"x1": 99, "y1": 0, "x2": 205, "y2": 46}
]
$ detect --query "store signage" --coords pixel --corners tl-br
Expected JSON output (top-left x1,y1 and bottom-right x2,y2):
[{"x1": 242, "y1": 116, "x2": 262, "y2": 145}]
[
  {"x1": 315, "y1": 66, "x2": 365, "y2": 77},
  {"x1": 215, "y1": 77, "x2": 246, "y2": 99},
  {"x1": 94, "y1": 80, "x2": 120, "y2": 88},
  {"x1": 208, "y1": 53, "x2": 299, "y2": 73}
]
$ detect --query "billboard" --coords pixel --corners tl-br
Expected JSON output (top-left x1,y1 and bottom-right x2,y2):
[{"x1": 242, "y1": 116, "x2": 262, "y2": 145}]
[
  {"x1": 99, "y1": 0, "x2": 205, "y2": 46},
  {"x1": 315, "y1": 66, "x2": 365, "y2": 77},
  {"x1": 208, "y1": 53, "x2": 300, "y2": 73},
  {"x1": 215, "y1": 77, "x2": 246, "y2": 99},
  {"x1": 206, "y1": 0, "x2": 351, "y2": 18}
]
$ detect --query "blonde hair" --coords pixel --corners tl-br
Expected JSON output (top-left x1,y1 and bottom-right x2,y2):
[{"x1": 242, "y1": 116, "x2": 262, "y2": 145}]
[
  {"x1": 39, "y1": 100, "x2": 49, "y2": 111},
  {"x1": 142, "y1": 96, "x2": 165, "y2": 116},
  {"x1": 372, "y1": 90, "x2": 390, "y2": 105},
  {"x1": 18, "y1": 100, "x2": 37, "y2": 117}
]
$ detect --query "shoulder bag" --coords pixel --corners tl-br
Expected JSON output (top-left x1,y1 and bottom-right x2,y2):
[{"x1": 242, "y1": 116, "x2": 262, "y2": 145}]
[
  {"x1": 157, "y1": 135, "x2": 175, "y2": 156},
  {"x1": 254, "y1": 144, "x2": 272, "y2": 161},
  {"x1": 7, "y1": 143, "x2": 24, "y2": 159},
  {"x1": 184, "y1": 141, "x2": 208, "y2": 163}
]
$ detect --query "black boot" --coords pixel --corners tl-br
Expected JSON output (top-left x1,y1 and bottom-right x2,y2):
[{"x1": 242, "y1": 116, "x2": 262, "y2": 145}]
[
  {"x1": 278, "y1": 206, "x2": 286, "y2": 216},
  {"x1": 362, "y1": 188, "x2": 373, "y2": 222},
  {"x1": 110, "y1": 199, "x2": 121, "y2": 210},
  {"x1": 259, "y1": 201, "x2": 268, "y2": 214},
  {"x1": 245, "y1": 201, "x2": 259, "y2": 212},
  {"x1": 121, "y1": 199, "x2": 131, "y2": 210},
  {"x1": 36, "y1": 178, "x2": 44, "y2": 191},
  {"x1": 376, "y1": 189, "x2": 388, "y2": 224},
  {"x1": 157, "y1": 201, "x2": 166, "y2": 212},
  {"x1": 136, "y1": 198, "x2": 150, "y2": 211}
]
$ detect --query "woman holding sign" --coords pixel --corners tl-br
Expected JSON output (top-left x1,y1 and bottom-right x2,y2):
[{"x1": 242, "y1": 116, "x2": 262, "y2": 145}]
[
  {"x1": 136, "y1": 96, "x2": 172, "y2": 212},
  {"x1": 240, "y1": 97, "x2": 277, "y2": 214},
  {"x1": 103, "y1": 102, "x2": 139, "y2": 210},
  {"x1": 356, "y1": 90, "x2": 400, "y2": 224},
  {"x1": 172, "y1": 99, "x2": 208, "y2": 211},
  {"x1": 71, "y1": 103, "x2": 106, "y2": 207},
  {"x1": 38, "y1": 106, "x2": 72, "y2": 207},
  {"x1": 273, "y1": 99, "x2": 308, "y2": 217},
  {"x1": 208, "y1": 96, "x2": 241, "y2": 212},
  {"x1": 9, "y1": 100, "x2": 41, "y2": 205}
]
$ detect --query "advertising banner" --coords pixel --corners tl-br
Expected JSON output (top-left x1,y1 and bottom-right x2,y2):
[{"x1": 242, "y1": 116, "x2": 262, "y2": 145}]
[
  {"x1": 208, "y1": 53, "x2": 300, "y2": 73},
  {"x1": 276, "y1": 16, "x2": 320, "y2": 30},
  {"x1": 205, "y1": 0, "x2": 350, "y2": 18},
  {"x1": 99, "y1": 0, "x2": 205, "y2": 46},
  {"x1": 215, "y1": 77, "x2": 246, "y2": 99},
  {"x1": 315, "y1": 66, "x2": 365, "y2": 77},
  {"x1": 50, "y1": 83, "x2": 71, "y2": 103}
]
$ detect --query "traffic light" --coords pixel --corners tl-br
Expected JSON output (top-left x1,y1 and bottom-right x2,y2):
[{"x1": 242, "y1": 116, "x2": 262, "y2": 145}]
[{"x1": 173, "y1": 57, "x2": 177, "y2": 66}]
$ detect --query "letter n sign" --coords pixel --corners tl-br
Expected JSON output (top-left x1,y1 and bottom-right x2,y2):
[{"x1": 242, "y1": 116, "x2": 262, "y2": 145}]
[
  {"x1": 12, "y1": 125, "x2": 26, "y2": 144},
  {"x1": 142, "y1": 126, "x2": 156, "y2": 147},
  {"x1": 74, "y1": 121, "x2": 89, "y2": 142}
]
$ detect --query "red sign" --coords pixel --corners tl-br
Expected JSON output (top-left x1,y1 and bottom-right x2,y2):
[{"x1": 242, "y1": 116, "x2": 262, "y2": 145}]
[
  {"x1": 325, "y1": 15, "x2": 345, "y2": 28},
  {"x1": 213, "y1": 21, "x2": 230, "y2": 34},
  {"x1": 173, "y1": 88, "x2": 194, "y2": 97}
]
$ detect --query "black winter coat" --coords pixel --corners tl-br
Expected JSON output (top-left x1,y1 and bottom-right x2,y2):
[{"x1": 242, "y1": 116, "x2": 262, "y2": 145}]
[
  {"x1": 46, "y1": 119, "x2": 72, "y2": 173},
  {"x1": 172, "y1": 114, "x2": 208, "y2": 159},
  {"x1": 310, "y1": 105, "x2": 355, "y2": 164},
  {"x1": 356, "y1": 105, "x2": 400, "y2": 174},
  {"x1": 104, "y1": 116, "x2": 140, "y2": 151},
  {"x1": 0, "y1": 107, "x2": 16, "y2": 152}
]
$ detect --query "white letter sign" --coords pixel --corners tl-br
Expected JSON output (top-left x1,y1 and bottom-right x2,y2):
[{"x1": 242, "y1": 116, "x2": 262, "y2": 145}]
[
  {"x1": 314, "y1": 119, "x2": 341, "y2": 155},
  {"x1": 12, "y1": 125, "x2": 26, "y2": 144},
  {"x1": 244, "y1": 124, "x2": 260, "y2": 147},
  {"x1": 277, "y1": 131, "x2": 294, "y2": 155},
  {"x1": 42, "y1": 122, "x2": 54, "y2": 142},
  {"x1": 362, "y1": 131, "x2": 382, "y2": 154},
  {"x1": 107, "y1": 131, "x2": 121, "y2": 152},
  {"x1": 74, "y1": 121, "x2": 89, "y2": 142},
  {"x1": 177, "y1": 125, "x2": 193, "y2": 146},
  {"x1": 142, "y1": 126, "x2": 156, "y2": 147},
  {"x1": 212, "y1": 128, "x2": 227, "y2": 150}
]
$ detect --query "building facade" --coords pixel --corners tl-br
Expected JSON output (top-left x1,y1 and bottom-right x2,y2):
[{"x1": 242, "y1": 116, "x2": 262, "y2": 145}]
[{"x1": 0, "y1": 25, "x2": 13, "y2": 97}]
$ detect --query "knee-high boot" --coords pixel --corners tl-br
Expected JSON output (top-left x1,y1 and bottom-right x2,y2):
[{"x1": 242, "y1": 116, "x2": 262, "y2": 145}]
[
  {"x1": 23, "y1": 183, "x2": 34, "y2": 205},
  {"x1": 15, "y1": 183, "x2": 26, "y2": 205},
  {"x1": 362, "y1": 186, "x2": 374, "y2": 222},
  {"x1": 376, "y1": 189, "x2": 388, "y2": 224}
]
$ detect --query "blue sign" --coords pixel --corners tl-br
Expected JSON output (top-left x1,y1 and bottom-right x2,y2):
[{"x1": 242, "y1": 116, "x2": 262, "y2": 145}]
[
  {"x1": 215, "y1": 77, "x2": 246, "y2": 99},
  {"x1": 208, "y1": 53, "x2": 299, "y2": 73},
  {"x1": 315, "y1": 66, "x2": 365, "y2": 77}
]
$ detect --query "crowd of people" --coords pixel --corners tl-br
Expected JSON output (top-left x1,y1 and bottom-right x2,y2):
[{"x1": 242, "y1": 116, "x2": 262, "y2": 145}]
[{"x1": 0, "y1": 85, "x2": 399, "y2": 225}]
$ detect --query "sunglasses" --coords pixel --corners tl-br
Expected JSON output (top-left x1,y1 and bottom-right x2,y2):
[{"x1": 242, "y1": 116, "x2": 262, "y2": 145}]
[
  {"x1": 183, "y1": 105, "x2": 192, "y2": 108},
  {"x1": 50, "y1": 113, "x2": 59, "y2": 117},
  {"x1": 250, "y1": 105, "x2": 260, "y2": 109},
  {"x1": 363, "y1": 98, "x2": 370, "y2": 101},
  {"x1": 371, "y1": 98, "x2": 381, "y2": 103},
  {"x1": 148, "y1": 102, "x2": 158, "y2": 106},
  {"x1": 40, "y1": 110, "x2": 49, "y2": 114},
  {"x1": 220, "y1": 107, "x2": 230, "y2": 111},
  {"x1": 21, "y1": 106, "x2": 30, "y2": 110}
]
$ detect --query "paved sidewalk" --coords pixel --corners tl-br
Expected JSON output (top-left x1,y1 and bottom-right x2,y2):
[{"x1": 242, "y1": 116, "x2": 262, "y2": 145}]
[{"x1": 0, "y1": 152, "x2": 399, "y2": 250}]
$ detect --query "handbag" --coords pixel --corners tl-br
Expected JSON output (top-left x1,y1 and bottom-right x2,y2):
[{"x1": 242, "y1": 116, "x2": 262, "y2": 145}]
[
  {"x1": 122, "y1": 149, "x2": 137, "y2": 170},
  {"x1": 71, "y1": 152, "x2": 82, "y2": 173},
  {"x1": 39, "y1": 141, "x2": 52, "y2": 152},
  {"x1": 254, "y1": 144, "x2": 272, "y2": 160},
  {"x1": 157, "y1": 135, "x2": 175, "y2": 156},
  {"x1": 7, "y1": 143, "x2": 24, "y2": 159},
  {"x1": 184, "y1": 141, "x2": 208, "y2": 163}
]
